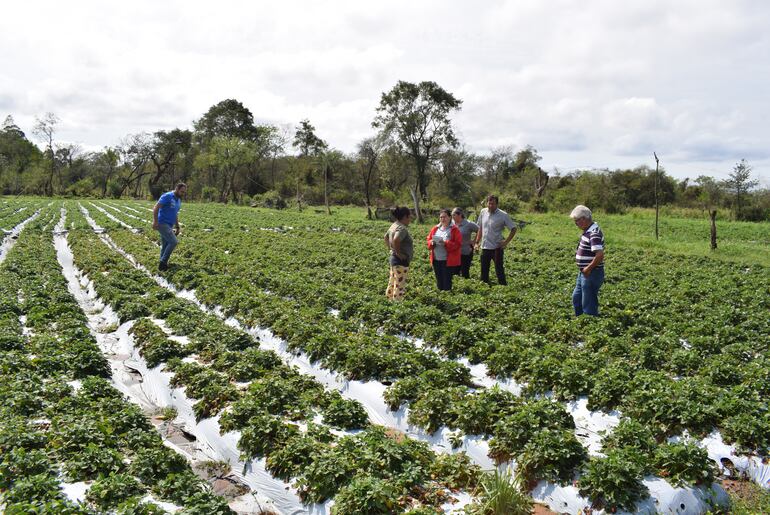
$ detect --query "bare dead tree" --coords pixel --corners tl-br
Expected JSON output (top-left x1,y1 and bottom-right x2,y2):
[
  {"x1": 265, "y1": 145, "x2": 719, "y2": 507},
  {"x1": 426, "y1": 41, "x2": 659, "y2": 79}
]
[
  {"x1": 654, "y1": 152, "x2": 660, "y2": 240},
  {"x1": 32, "y1": 112, "x2": 59, "y2": 196}
]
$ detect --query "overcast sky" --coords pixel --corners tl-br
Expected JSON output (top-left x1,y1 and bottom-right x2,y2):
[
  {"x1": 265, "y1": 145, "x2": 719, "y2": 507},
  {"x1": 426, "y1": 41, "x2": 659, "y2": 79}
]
[{"x1": 2, "y1": 0, "x2": 769, "y2": 182}]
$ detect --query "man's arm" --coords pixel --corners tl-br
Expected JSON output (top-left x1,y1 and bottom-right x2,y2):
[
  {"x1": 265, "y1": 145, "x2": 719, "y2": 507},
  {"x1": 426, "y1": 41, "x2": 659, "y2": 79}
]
[
  {"x1": 582, "y1": 250, "x2": 604, "y2": 277},
  {"x1": 500, "y1": 226, "x2": 517, "y2": 248},
  {"x1": 152, "y1": 203, "x2": 160, "y2": 230},
  {"x1": 473, "y1": 213, "x2": 483, "y2": 249}
]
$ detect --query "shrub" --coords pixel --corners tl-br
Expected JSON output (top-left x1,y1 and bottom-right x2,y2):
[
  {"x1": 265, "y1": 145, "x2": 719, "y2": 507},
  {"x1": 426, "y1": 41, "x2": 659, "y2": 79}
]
[
  {"x1": 488, "y1": 399, "x2": 574, "y2": 463},
  {"x1": 237, "y1": 415, "x2": 299, "y2": 459},
  {"x1": 516, "y1": 429, "x2": 588, "y2": 485},
  {"x1": 600, "y1": 418, "x2": 657, "y2": 459},
  {"x1": 86, "y1": 473, "x2": 145, "y2": 509},
  {"x1": 321, "y1": 393, "x2": 370, "y2": 430},
  {"x1": 128, "y1": 446, "x2": 188, "y2": 484},
  {"x1": 331, "y1": 475, "x2": 400, "y2": 515},
  {"x1": 653, "y1": 441, "x2": 717, "y2": 487},
  {"x1": 578, "y1": 448, "x2": 650, "y2": 512},
  {"x1": 429, "y1": 452, "x2": 481, "y2": 490}
]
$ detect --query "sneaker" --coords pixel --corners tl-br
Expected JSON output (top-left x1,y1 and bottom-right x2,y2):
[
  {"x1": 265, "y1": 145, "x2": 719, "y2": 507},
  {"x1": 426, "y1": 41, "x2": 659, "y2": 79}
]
[{"x1": 158, "y1": 261, "x2": 168, "y2": 271}]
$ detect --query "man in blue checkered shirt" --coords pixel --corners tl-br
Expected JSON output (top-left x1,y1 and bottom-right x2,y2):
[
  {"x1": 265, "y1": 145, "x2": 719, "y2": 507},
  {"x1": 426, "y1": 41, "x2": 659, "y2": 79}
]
[{"x1": 570, "y1": 205, "x2": 605, "y2": 316}]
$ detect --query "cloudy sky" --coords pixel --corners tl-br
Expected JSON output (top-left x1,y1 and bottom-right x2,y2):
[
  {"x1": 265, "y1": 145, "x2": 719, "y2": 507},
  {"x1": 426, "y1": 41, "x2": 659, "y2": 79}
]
[{"x1": 2, "y1": 0, "x2": 769, "y2": 182}]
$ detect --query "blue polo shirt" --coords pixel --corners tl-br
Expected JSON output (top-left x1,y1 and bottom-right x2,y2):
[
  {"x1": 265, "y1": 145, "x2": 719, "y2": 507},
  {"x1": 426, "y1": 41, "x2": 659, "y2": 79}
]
[{"x1": 157, "y1": 191, "x2": 181, "y2": 226}]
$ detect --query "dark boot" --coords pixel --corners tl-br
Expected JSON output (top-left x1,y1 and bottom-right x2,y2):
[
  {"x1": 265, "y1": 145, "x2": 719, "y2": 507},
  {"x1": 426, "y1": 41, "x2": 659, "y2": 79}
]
[{"x1": 159, "y1": 261, "x2": 168, "y2": 271}]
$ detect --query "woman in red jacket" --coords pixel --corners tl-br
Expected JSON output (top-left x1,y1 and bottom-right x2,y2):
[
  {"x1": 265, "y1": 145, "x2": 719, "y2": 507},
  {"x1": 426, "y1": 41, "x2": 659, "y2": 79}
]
[{"x1": 427, "y1": 209, "x2": 462, "y2": 291}]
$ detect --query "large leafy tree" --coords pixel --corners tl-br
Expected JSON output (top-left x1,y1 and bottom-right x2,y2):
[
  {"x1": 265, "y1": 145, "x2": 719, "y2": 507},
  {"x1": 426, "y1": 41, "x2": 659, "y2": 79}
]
[
  {"x1": 291, "y1": 119, "x2": 327, "y2": 211},
  {"x1": 373, "y1": 80, "x2": 462, "y2": 221},
  {"x1": 725, "y1": 159, "x2": 759, "y2": 220},
  {"x1": 148, "y1": 129, "x2": 193, "y2": 198},
  {"x1": 89, "y1": 147, "x2": 119, "y2": 198},
  {"x1": 195, "y1": 136, "x2": 257, "y2": 203},
  {"x1": 0, "y1": 116, "x2": 41, "y2": 193},
  {"x1": 356, "y1": 135, "x2": 386, "y2": 219},
  {"x1": 115, "y1": 133, "x2": 153, "y2": 198},
  {"x1": 293, "y1": 119, "x2": 327, "y2": 157},
  {"x1": 194, "y1": 99, "x2": 261, "y2": 143}
]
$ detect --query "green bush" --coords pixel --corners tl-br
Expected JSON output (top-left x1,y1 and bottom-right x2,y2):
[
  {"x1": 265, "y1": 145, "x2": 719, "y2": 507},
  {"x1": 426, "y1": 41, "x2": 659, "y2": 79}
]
[
  {"x1": 488, "y1": 399, "x2": 574, "y2": 463},
  {"x1": 86, "y1": 473, "x2": 145, "y2": 509},
  {"x1": 516, "y1": 429, "x2": 588, "y2": 485},
  {"x1": 321, "y1": 393, "x2": 370, "y2": 430},
  {"x1": 331, "y1": 475, "x2": 400, "y2": 515},
  {"x1": 578, "y1": 448, "x2": 650, "y2": 512},
  {"x1": 653, "y1": 441, "x2": 717, "y2": 487}
]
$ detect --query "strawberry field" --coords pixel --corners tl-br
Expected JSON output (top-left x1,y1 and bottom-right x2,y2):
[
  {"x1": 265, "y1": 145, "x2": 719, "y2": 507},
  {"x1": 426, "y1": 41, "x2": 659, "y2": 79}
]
[{"x1": 1, "y1": 198, "x2": 768, "y2": 514}]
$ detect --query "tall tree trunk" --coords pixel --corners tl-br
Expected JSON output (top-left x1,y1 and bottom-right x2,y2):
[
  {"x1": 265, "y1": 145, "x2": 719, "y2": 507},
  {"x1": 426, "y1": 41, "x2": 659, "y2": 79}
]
[
  {"x1": 296, "y1": 175, "x2": 302, "y2": 211},
  {"x1": 270, "y1": 155, "x2": 277, "y2": 190},
  {"x1": 324, "y1": 164, "x2": 331, "y2": 215},
  {"x1": 654, "y1": 152, "x2": 660, "y2": 240},
  {"x1": 220, "y1": 171, "x2": 230, "y2": 203},
  {"x1": 709, "y1": 210, "x2": 717, "y2": 250},
  {"x1": 409, "y1": 184, "x2": 423, "y2": 223},
  {"x1": 363, "y1": 167, "x2": 374, "y2": 220}
]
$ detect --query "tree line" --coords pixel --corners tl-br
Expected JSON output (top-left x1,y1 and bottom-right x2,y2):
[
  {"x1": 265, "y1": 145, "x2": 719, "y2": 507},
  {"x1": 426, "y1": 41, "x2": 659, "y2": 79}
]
[{"x1": 1, "y1": 81, "x2": 767, "y2": 222}]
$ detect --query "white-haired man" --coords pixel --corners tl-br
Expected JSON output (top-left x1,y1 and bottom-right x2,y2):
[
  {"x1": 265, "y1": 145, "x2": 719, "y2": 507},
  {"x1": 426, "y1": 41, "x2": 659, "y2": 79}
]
[{"x1": 570, "y1": 205, "x2": 604, "y2": 316}]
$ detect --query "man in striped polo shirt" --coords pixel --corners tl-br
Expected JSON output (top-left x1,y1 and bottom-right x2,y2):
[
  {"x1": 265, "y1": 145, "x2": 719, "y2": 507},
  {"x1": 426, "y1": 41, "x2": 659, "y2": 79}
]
[{"x1": 570, "y1": 205, "x2": 605, "y2": 316}]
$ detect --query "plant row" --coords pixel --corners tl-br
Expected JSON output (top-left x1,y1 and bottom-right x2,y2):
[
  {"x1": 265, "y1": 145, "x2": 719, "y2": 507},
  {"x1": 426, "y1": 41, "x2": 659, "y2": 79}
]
[
  {"x1": 130, "y1": 201, "x2": 769, "y2": 455},
  {"x1": 64, "y1": 204, "x2": 488, "y2": 514},
  {"x1": 0, "y1": 207, "x2": 233, "y2": 514},
  {"x1": 82, "y1": 202, "x2": 739, "y2": 511}
]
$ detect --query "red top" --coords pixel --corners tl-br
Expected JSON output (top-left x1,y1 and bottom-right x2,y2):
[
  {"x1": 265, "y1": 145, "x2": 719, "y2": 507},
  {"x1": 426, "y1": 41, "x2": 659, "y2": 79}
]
[{"x1": 426, "y1": 224, "x2": 462, "y2": 267}]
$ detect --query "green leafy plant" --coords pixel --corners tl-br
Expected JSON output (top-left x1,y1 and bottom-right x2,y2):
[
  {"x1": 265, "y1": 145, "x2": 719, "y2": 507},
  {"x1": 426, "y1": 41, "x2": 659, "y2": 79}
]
[
  {"x1": 653, "y1": 441, "x2": 716, "y2": 487},
  {"x1": 464, "y1": 468, "x2": 532, "y2": 515},
  {"x1": 516, "y1": 429, "x2": 588, "y2": 485},
  {"x1": 86, "y1": 472, "x2": 145, "y2": 509},
  {"x1": 578, "y1": 448, "x2": 650, "y2": 512},
  {"x1": 330, "y1": 474, "x2": 401, "y2": 515}
]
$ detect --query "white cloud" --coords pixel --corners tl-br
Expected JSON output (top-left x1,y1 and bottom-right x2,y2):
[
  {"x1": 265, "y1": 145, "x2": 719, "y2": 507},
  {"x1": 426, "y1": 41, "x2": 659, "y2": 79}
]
[{"x1": 1, "y1": 0, "x2": 769, "y2": 180}]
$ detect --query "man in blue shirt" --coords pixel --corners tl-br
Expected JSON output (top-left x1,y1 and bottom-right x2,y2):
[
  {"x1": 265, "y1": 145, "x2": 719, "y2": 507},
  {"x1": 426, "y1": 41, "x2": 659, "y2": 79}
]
[{"x1": 153, "y1": 182, "x2": 187, "y2": 271}]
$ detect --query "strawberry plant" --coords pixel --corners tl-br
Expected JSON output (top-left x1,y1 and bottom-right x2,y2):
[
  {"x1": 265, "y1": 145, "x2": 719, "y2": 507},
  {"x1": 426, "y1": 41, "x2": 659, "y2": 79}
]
[
  {"x1": 516, "y1": 428, "x2": 588, "y2": 485},
  {"x1": 86, "y1": 472, "x2": 145, "y2": 509},
  {"x1": 331, "y1": 474, "x2": 401, "y2": 515},
  {"x1": 578, "y1": 448, "x2": 650, "y2": 512},
  {"x1": 488, "y1": 398, "x2": 575, "y2": 463},
  {"x1": 653, "y1": 441, "x2": 717, "y2": 487}
]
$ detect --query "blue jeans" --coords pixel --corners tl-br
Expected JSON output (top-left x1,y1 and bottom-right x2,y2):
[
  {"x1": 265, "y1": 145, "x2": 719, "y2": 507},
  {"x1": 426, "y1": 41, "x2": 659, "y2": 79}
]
[
  {"x1": 157, "y1": 223, "x2": 178, "y2": 264},
  {"x1": 573, "y1": 267, "x2": 604, "y2": 316}
]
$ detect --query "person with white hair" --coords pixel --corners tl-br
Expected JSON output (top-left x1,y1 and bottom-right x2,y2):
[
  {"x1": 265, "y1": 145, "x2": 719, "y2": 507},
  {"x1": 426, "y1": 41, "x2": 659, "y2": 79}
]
[{"x1": 570, "y1": 205, "x2": 605, "y2": 316}]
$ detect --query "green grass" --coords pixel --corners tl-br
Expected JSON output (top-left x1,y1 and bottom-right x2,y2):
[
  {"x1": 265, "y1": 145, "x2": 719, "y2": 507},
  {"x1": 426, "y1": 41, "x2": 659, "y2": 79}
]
[
  {"x1": 321, "y1": 205, "x2": 769, "y2": 266},
  {"x1": 519, "y1": 211, "x2": 768, "y2": 266}
]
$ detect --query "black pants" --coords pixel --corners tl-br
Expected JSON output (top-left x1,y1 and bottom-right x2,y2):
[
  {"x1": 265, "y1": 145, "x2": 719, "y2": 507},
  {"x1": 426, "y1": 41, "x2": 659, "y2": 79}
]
[
  {"x1": 452, "y1": 252, "x2": 474, "y2": 278},
  {"x1": 432, "y1": 259, "x2": 452, "y2": 291},
  {"x1": 480, "y1": 248, "x2": 506, "y2": 285}
]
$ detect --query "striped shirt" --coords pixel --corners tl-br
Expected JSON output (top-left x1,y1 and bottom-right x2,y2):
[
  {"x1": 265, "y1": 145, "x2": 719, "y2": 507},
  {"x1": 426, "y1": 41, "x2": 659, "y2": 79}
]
[{"x1": 576, "y1": 222, "x2": 604, "y2": 270}]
